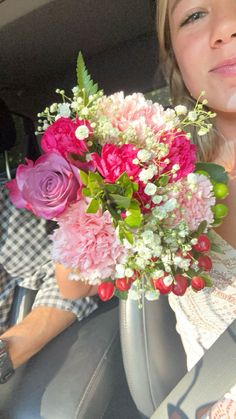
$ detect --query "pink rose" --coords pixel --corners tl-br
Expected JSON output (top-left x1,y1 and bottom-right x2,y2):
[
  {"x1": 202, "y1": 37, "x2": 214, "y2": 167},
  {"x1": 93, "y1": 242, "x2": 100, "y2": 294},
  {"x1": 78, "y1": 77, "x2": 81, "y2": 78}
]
[
  {"x1": 41, "y1": 117, "x2": 91, "y2": 158},
  {"x1": 6, "y1": 152, "x2": 81, "y2": 219},
  {"x1": 160, "y1": 130, "x2": 196, "y2": 181},
  {"x1": 91, "y1": 143, "x2": 141, "y2": 183},
  {"x1": 51, "y1": 200, "x2": 124, "y2": 284}
]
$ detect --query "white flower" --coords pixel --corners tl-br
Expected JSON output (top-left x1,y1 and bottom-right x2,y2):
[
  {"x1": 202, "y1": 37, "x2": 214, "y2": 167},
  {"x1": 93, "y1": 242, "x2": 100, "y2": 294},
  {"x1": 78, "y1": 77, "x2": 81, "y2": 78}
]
[
  {"x1": 152, "y1": 206, "x2": 166, "y2": 220},
  {"x1": 145, "y1": 290, "x2": 160, "y2": 301},
  {"x1": 75, "y1": 125, "x2": 90, "y2": 140},
  {"x1": 139, "y1": 166, "x2": 157, "y2": 182},
  {"x1": 187, "y1": 173, "x2": 197, "y2": 184},
  {"x1": 137, "y1": 149, "x2": 152, "y2": 162},
  {"x1": 152, "y1": 245, "x2": 162, "y2": 257},
  {"x1": 142, "y1": 230, "x2": 154, "y2": 244},
  {"x1": 49, "y1": 103, "x2": 58, "y2": 113},
  {"x1": 152, "y1": 195, "x2": 163, "y2": 205},
  {"x1": 72, "y1": 86, "x2": 80, "y2": 95},
  {"x1": 128, "y1": 282, "x2": 142, "y2": 301},
  {"x1": 163, "y1": 198, "x2": 177, "y2": 212},
  {"x1": 125, "y1": 268, "x2": 134, "y2": 278},
  {"x1": 152, "y1": 269, "x2": 164, "y2": 278},
  {"x1": 198, "y1": 127, "x2": 209, "y2": 136},
  {"x1": 144, "y1": 183, "x2": 157, "y2": 196},
  {"x1": 115, "y1": 264, "x2": 125, "y2": 278},
  {"x1": 188, "y1": 111, "x2": 198, "y2": 122},
  {"x1": 163, "y1": 275, "x2": 173, "y2": 287},
  {"x1": 174, "y1": 105, "x2": 187, "y2": 116},
  {"x1": 58, "y1": 103, "x2": 71, "y2": 117},
  {"x1": 172, "y1": 164, "x2": 180, "y2": 172}
]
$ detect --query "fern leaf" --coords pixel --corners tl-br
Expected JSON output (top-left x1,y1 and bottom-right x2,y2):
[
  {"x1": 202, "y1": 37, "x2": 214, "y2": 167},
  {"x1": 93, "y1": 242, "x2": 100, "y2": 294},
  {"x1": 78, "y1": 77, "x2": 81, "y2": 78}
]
[{"x1": 76, "y1": 52, "x2": 98, "y2": 102}]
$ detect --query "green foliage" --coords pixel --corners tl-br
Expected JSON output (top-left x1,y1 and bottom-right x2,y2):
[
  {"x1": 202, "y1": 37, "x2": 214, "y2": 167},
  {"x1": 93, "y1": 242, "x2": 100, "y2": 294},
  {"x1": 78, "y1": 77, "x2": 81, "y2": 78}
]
[
  {"x1": 200, "y1": 273, "x2": 213, "y2": 287},
  {"x1": 79, "y1": 170, "x2": 88, "y2": 186},
  {"x1": 118, "y1": 221, "x2": 134, "y2": 244},
  {"x1": 114, "y1": 289, "x2": 128, "y2": 300},
  {"x1": 76, "y1": 52, "x2": 99, "y2": 104},
  {"x1": 81, "y1": 169, "x2": 142, "y2": 231},
  {"x1": 86, "y1": 198, "x2": 100, "y2": 213},
  {"x1": 124, "y1": 200, "x2": 142, "y2": 228},
  {"x1": 195, "y1": 162, "x2": 228, "y2": 184},
  {"x1": 157, "y1": 175, "x2": 169, "y2": 187},
  {"x1": 109, "y1": 194, "x2": 131, "y2": 209},
  {"x1": 191, "y1": 220, "x2": 207, "y2": 238}
]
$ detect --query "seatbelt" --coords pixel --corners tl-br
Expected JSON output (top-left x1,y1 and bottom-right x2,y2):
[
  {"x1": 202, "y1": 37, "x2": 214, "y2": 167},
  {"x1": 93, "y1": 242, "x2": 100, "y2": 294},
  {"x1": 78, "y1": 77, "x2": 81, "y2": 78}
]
[{"x1": 151, "y1": 319, "x2": 236, "y2": 419}]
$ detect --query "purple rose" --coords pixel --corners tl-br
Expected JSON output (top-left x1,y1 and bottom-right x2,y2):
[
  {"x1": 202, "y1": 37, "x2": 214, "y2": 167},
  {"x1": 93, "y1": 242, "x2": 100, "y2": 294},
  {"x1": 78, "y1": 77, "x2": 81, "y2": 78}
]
[{"x1": 6, "y1": 152, "x2": 81, "y2": 219}]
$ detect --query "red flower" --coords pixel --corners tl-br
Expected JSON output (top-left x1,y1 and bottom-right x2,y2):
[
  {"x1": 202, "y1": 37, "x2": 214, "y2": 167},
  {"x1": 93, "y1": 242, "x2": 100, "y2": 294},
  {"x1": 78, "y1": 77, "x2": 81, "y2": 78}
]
[
  {"x1": 159, "y1": 129, "x2": 196, "y2": 181},
  {"x1": 91, "y1": 143, "x2": 141, "y2": 183},
  {"x1": 41, "y1": 117, "x2": 91, "y2": 159}
]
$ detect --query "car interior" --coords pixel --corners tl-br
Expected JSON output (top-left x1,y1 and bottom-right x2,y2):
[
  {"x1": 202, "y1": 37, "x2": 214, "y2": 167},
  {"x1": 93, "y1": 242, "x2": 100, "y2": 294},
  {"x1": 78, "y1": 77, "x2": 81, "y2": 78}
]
[{"x1": 0, "y1": 1, "x2": 235, "y2": 418}]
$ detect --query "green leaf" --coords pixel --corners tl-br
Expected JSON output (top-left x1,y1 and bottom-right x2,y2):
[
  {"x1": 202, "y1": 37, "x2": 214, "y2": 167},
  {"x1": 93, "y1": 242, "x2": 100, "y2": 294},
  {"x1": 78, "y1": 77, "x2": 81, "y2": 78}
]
[
  {"x1": 88, "y1": 171, "x2": 104, "y2": 194},
  {"x1": 157, "y1": 175, "x2": 170, "y2": 187},
  {"x1": 114, "y1": 289, "x2": 128, "y2": 300},
  {"x1": 210, "y1": 243, "x2": 224, "y2": 254},
  {"x1": 82, "y1": 188, "x2": 92, "y2": 197},
  {"x1": 76, "y1": 52, "x2": 99, "y2": 103},
  {"x1": 195, "y1": 162, "x2": 228, "y2": 184},
  {"x1": 123, "y1": 228, "x2": 134, "y2": 244},
  {"x1": 105, "y1": 184, "x2": 119, "y2": 194},
  {"x1": 200, "y1": 273, "x2": 213, "y2": 287},
  {"x1": 116, "y1": 172, "x2": 130, "y2": 185},
  {"x1": 123, "y1": 183, "x2": 138, "y2": 198},
  {"x1": 191, "y1": 220, "x2": 207, "y2": 237},
  {"x1": 125, "y1": 205, "x2": 142, "y2": 228},
  {"x1": 110, "y1": 194, "x2": 131, "y2": 209},
  {"x1": 86, "y1": 198, "x2": 100, "y2": 213},
  {"x1": 79, "y1": 170, "x2": 88, "y2": 186}
]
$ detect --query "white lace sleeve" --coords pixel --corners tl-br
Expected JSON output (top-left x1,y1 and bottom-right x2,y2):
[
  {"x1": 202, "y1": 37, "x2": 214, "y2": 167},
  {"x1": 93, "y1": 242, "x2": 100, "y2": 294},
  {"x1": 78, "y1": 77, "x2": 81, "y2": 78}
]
[{"x1": 168, "y1": 232, "x2": 236, "y2": 371}]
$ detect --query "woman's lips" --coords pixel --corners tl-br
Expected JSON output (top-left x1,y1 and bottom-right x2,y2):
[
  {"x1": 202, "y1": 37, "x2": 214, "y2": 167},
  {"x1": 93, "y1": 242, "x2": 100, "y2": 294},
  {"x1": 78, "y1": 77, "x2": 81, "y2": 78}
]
[{"x1": 210, "y1": 57, "x2": 236, "y2": 76}]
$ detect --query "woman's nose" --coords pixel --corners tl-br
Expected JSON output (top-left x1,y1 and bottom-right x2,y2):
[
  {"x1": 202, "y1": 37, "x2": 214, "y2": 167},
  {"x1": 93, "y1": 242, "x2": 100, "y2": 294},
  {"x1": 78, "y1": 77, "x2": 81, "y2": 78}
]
[{"x1": 210, "y1": 7, "x2": 236, "y2": 48}]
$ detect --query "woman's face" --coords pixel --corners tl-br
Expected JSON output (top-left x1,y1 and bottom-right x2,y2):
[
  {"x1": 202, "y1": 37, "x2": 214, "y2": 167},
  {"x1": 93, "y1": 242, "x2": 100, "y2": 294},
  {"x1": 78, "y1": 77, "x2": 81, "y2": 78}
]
[{"x1": 168, "y1": 0, "x2": 236, "y2": 113}]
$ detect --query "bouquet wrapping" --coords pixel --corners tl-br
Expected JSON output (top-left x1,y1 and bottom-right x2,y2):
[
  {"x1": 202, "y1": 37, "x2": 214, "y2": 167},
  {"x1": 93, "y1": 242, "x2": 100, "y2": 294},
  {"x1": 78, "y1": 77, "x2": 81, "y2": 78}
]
[{"x1": 7, "y1": 53, "x2": 229, "y2": 304}]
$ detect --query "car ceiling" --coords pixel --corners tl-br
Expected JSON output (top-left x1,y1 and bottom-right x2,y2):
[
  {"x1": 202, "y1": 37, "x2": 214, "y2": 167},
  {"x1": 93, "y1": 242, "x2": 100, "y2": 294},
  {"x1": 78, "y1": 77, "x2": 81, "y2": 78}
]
[{"x1": 0, "y1": 0, "x2": 164, "y2": 119}]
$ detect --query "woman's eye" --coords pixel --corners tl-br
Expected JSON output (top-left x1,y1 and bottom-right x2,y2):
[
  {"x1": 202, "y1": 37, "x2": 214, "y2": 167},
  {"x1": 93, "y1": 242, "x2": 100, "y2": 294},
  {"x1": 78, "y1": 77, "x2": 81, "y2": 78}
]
[{"x1": 180, "y1": 11, "x2": 206, "y2": 27}]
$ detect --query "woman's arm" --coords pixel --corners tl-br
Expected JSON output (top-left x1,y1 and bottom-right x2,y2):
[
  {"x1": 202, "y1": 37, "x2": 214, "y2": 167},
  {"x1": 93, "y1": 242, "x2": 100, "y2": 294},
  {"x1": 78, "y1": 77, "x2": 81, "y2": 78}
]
[{"x1": 55, "y1": 263, "x2": 98, "y2": 300}]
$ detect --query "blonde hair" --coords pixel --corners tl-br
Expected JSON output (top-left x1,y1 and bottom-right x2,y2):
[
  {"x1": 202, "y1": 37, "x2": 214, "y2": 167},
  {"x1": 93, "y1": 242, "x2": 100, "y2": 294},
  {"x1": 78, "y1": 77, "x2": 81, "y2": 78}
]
[{"x1": 156, "y1": 0, "x2": 220, "y2": 162}]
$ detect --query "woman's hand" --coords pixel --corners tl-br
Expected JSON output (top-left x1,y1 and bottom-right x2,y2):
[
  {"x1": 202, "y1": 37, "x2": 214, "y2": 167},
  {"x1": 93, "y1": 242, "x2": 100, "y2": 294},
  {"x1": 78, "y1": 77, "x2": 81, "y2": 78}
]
[{"x1": 55, "y1": 263, "x2": 98, "y2": 300}]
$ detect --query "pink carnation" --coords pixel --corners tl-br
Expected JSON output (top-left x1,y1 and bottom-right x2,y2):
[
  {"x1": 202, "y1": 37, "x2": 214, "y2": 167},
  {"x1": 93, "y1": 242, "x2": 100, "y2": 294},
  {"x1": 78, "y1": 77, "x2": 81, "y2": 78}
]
[
  {"x1": 91, "y1": 143, "x2": 141, "y2": 183},
  {"x1": 97, "y1": 92, "x2": 167, "y2": 147},
  {"x1": 51, "y1": 200, "x2": 124, "y2": 284},
  {"x1": 168, "y1": 174, "x2": 216, "y2": 231},
  {"x1": 159, "y1": 130, "x2": 197, "y2": 181},
  {"x1": 41, "y1": 117, "x2": 91, "y2": 159}
]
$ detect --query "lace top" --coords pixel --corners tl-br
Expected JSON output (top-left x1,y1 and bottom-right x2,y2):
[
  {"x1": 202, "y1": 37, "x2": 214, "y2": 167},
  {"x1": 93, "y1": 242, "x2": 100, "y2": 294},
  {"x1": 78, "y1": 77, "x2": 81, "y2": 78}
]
[{"x1": 168, "y1": 231, "x2": 236, "y2": 371}]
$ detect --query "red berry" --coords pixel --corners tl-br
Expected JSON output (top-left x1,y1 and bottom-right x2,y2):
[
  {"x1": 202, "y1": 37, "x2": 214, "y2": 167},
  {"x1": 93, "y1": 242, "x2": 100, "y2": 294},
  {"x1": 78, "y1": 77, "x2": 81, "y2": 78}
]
[
  {"x1": 193, "y1": 234, "x2": 211, "y2": 253},
  {"x1": 98, "y1": 282, "x2": 115, "y2": 301},
  {"x1": 191, "y1": 276, "x2": 205, "y2": 291},
  {"x1": 172, "y1": 274, "x2": 188, "y2": 296},
  {"x1": 153, "y1": 275, "x2": 172, "y2": 294},
  {"x1": 197, "y1": 255, "x2": 212, "y2": 271},
  {"x1": 115, "y1": 277, "x2": 132, "y2": 292}
]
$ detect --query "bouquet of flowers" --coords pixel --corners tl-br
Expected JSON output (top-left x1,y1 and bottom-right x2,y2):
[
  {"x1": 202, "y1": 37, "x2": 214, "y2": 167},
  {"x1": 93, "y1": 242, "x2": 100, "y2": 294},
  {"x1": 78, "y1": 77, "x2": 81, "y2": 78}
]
[{"x1": 7, "y1": 53, "x2": 229, "y2": 303}]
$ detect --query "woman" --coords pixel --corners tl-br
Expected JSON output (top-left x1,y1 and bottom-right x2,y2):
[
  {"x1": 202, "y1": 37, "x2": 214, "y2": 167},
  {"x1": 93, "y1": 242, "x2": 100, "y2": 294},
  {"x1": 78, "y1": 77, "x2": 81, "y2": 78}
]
[{"x1": 156, "y1": 0, "x2": 236, "y2": 369}]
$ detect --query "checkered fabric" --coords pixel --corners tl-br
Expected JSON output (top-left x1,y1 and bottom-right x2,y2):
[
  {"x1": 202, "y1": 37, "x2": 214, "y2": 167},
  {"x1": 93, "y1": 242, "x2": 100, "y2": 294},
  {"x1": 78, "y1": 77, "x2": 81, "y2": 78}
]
[{"x1": 0, "y1": 186, "x2": 98, "y2": 334}]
